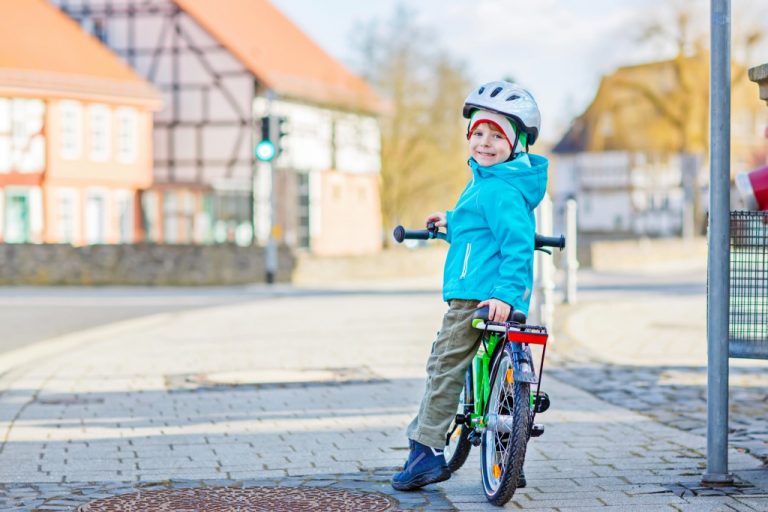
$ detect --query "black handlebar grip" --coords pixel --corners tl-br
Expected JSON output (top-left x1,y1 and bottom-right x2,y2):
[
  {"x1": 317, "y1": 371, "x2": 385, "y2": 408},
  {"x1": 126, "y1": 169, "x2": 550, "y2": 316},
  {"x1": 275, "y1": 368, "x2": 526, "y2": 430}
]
[
  {"x1": 535, "y1": 234, "x2": 566, "y2": 250},
  {"x1": 393, "y1": 225, "x2": 431, "y2": 243}
]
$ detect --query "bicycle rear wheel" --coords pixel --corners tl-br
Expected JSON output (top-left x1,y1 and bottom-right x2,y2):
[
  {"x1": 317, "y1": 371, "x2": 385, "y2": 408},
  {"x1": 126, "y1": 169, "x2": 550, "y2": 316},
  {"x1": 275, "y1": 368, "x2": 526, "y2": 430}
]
[
  {"x1": 481, "y1": 343, "x2": 530, "y2": 506},
  {"x1": 444, "y1": 368, "x2": 472, "y2": 472}
]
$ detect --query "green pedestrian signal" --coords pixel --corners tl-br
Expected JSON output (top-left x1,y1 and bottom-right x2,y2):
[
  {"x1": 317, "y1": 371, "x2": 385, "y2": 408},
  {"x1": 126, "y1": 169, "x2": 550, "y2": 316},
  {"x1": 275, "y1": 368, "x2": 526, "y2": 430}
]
[
  {"x1": 255, "y1": 115, "x2": 288, "y2": 162},
  {"x1": 255, "y1": 139, "x2": 276, "y2": 161}
]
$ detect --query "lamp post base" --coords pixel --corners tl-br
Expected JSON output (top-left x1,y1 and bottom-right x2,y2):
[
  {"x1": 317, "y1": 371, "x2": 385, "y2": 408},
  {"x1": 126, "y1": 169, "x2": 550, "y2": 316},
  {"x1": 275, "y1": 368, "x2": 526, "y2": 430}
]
[{"x1": 701, "y1": 472, "x2": 735, "y2": 487}]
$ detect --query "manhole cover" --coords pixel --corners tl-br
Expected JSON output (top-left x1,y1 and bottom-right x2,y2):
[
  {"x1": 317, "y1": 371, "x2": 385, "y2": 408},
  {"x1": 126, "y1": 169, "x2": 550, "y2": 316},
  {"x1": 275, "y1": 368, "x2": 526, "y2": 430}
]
[{"x1": 76, "y1": 486, "x2": 398, "y2": 511}]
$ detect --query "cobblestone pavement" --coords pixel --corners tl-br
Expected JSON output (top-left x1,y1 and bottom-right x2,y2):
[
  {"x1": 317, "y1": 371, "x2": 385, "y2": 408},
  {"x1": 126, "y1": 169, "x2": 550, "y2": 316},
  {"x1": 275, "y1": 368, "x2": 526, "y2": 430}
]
[
  {"x1": 0, "y1": 472, "x2": 453, "y2": 511},
  {"x1": 550, "y1": 269, "x2": 768, "y2": 464},
  {"x1": 1, "y1": 283, "x2": 768, "y2": 510}
]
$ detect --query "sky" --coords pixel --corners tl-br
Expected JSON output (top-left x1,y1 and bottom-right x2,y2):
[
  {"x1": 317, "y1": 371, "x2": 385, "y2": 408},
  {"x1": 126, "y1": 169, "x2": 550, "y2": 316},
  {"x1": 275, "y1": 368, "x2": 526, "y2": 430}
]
[{"x1": 270, "y1": 0, "x2": 768, "y2": 145}]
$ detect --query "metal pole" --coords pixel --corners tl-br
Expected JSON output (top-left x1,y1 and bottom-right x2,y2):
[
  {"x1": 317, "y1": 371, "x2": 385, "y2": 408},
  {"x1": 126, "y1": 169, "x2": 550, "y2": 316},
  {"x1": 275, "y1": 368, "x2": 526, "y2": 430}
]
[
  {"x1": 703, "y1": 0, "x2": 733, "y2": 486},
  {"x1": 264, "y1": 90, "x2": 277, "y2": 284},
  {"x1": 564, "y1": 198, "x2": 579, "y2": 304},
  {"x1": 250, "y1": 82, "x2": 258, "y2": 247}
]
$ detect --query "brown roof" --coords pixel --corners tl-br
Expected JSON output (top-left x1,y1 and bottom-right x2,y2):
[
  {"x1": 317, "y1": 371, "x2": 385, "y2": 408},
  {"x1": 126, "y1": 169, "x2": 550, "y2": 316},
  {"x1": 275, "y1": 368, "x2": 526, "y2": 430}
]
[
  {"x1": 552, "y1": 59, "x2": 697, "y2": 154},
  {"x1": 0, "y1": 0, "x2": 161, "y2": 107},
  {"x1": 174, "y1": 0, "x2": 383, "y2": 114}
]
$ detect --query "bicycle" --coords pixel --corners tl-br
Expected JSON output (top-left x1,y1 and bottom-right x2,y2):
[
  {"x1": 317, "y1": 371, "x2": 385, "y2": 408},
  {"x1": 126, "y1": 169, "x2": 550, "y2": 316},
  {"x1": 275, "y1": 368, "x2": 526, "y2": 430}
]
[{"x1": 393, "y1": 223, "x2": 565, "y2": 506}]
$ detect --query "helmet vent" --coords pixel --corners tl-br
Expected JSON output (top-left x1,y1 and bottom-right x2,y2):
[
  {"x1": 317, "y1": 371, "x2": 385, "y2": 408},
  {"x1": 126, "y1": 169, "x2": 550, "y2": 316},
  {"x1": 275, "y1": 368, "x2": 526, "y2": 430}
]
[
  {"x1": 490, "y1": 87, "x2": 503, "y2": 98},
  {"x1": 506, "y1": 94, "x2": 520, "y2": 101},
  {"x1": 478, "y1": 86, "x2": 485, "y2": 94}
]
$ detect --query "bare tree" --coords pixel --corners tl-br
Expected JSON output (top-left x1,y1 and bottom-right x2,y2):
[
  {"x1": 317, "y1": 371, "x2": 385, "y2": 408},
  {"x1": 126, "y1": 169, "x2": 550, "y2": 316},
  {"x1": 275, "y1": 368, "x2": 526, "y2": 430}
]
[
  {"x1": 617, "y1": 0, "x2": 764, "y2": 233},
  {"x1": 351, "y1": 6, "x2": 471, "y2": 242}
]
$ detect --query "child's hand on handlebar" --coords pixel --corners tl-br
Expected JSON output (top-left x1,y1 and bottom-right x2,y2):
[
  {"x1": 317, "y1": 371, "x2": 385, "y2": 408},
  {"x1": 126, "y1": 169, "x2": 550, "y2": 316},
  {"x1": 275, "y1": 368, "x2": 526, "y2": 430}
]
[
  {"x1": 425, "y1": 212, "x2": 447, "y2": 228},
  {"x1": 477, "y1": 298, "x2": 511, "y2": 323}
]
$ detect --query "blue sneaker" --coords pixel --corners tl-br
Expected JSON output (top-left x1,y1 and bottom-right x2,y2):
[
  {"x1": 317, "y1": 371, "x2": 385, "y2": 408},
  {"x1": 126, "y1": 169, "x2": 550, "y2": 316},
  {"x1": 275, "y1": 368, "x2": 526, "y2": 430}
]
[{"x1": 391, "y1": 440, "x2": 451, "y2": 491}]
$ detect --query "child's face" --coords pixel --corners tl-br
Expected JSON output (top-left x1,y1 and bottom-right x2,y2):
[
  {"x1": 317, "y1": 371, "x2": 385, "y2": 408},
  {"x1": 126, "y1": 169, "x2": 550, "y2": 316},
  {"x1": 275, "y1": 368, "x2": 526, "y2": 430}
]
[{"x1": 469, "y1": 122, "x2": 512, "y2": 166}]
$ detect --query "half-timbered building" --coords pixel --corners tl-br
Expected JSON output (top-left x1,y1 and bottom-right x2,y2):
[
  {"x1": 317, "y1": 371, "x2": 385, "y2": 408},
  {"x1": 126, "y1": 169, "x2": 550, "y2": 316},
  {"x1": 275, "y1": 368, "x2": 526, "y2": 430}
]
[{"x1": 53, "y1": 0, "x2": 384, "y2": 254}]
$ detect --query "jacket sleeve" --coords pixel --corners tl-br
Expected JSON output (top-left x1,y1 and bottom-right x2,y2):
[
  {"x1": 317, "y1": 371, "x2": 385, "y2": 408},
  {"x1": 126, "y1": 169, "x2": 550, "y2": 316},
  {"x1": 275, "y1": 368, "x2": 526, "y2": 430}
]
[
  {"x1": 445, "y1": 210, "x2": 454, "y2": 243},
  {"x1": 479, "y1": 186, "x2": 534, "y2": 314}
]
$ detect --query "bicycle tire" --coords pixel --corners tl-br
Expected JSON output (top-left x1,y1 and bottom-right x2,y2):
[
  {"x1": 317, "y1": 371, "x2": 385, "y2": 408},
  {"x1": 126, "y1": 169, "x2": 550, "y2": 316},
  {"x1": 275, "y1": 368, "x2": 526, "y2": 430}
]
[
  {"x1": 481, "y1": 343, "x2": 530, "y2": 506},
  {"x1": 444, "y1": 369, "x2": 472, "y2": 472}
]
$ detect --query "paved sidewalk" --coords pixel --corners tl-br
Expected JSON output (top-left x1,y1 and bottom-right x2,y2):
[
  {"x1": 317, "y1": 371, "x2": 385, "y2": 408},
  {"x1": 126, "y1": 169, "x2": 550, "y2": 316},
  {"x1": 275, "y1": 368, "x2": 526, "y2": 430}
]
[
  {"x1": 551, "y1": 268, "x2": 768, "y2": 464},
  {"x1": 0, "y1": 284, "x2": 767, "y2": 510}
]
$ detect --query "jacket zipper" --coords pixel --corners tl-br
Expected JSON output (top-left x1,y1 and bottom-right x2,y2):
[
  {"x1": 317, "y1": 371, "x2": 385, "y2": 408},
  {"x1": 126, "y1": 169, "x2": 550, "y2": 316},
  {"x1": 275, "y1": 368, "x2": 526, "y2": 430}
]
[{"x1": 460, "y1": 243, "x2": 472, "y2": 279}]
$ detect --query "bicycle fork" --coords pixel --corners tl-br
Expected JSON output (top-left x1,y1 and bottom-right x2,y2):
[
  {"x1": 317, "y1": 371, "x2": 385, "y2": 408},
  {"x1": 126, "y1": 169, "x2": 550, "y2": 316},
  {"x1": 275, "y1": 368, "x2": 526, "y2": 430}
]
[{"x1": 486, "y1": 342, "x2": 548, "y2": 437}]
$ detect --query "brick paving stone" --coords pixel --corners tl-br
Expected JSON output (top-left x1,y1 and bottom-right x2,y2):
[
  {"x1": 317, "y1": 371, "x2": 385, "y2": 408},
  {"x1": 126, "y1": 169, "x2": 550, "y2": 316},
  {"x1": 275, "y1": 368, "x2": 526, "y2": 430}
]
[{"x1": 2, "y1": 287, "x2": 768, "y2": 510}]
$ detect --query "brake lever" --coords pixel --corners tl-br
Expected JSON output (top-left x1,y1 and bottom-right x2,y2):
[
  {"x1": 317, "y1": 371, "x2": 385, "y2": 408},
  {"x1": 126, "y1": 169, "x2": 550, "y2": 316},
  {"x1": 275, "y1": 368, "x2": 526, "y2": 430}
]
[{"x1": 535, "y1": 247, "x2": 552, "y2": 255}]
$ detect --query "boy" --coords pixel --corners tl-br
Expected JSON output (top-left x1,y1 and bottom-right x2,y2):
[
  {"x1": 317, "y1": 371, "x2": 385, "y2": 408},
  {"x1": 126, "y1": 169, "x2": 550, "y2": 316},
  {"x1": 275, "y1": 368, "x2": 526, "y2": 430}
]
[{"x1": 391, "y1": 80, "x2": 548, "y2": 491}]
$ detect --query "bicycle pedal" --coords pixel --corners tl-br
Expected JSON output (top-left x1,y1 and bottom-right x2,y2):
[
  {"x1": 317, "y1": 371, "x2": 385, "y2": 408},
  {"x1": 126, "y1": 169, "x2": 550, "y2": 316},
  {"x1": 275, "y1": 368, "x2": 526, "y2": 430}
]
[
  {"x1": 534, "y1": 392, "x2": 550, "y2": 413},
  {"x1": 530, "y1": 424, "x2": 545, "y2": 438}
]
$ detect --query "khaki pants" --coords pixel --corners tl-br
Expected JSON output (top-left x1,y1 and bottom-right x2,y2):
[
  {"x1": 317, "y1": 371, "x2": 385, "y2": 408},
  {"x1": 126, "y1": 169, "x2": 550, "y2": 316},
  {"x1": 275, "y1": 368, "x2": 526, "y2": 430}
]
[{"x1": 407, "y1": 299, "x2": 482, "y2": 449}]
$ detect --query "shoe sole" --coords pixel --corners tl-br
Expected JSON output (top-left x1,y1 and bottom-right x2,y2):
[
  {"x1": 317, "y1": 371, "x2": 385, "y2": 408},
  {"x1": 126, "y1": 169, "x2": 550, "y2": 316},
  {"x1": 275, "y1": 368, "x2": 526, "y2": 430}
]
[{"x1": 391, "y1": 467, "x2": 451, "y2": 491}]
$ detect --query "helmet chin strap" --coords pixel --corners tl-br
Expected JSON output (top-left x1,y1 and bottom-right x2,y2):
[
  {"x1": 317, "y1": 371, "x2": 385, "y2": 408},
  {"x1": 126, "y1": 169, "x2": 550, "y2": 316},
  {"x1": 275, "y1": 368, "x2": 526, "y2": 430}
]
[{"x1": 505, "y1": 128, "x2": 527, "y2": 161}]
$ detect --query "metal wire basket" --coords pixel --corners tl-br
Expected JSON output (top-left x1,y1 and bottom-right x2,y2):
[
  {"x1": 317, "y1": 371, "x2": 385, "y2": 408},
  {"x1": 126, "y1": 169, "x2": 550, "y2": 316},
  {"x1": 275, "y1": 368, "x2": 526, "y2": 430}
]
[{"x1": 729, "y1": 211, "x2": 768, "y2": 358}]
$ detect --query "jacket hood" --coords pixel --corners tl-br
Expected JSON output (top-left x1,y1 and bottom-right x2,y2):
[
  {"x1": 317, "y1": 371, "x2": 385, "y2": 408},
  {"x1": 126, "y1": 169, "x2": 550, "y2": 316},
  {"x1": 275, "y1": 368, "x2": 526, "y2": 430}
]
[{"x1": 468, "y1": 153, "x2": 548, "y2": 209}]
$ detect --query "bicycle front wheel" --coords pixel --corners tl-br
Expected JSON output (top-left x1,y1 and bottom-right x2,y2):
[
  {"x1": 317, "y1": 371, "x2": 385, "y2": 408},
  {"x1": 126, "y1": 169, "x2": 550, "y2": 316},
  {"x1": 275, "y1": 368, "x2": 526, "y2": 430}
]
[
  {"x1": 444, "y1": 368, "x2": 472, "y2": 472},
  {"x1": 481, "y1": 344, "x2": 530, "y2": 506}
]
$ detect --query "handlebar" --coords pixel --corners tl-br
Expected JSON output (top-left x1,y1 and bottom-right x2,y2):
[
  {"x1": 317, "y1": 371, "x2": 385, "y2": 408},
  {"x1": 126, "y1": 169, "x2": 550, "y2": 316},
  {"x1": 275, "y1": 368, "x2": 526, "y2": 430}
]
[
  {"x1": 535, "y1": 234, "x2": 566, "y2": 250},
  {"x1": 393, "y1": 224, "x2": 566, "y2": 251},
  {"x1": 393, "y1": 225, "x2": 434, "y2": 242}
]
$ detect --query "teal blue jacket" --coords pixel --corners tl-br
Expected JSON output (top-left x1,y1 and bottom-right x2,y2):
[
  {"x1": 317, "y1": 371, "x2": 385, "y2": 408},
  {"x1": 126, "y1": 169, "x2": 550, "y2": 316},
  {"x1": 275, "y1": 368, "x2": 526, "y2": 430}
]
[{"x1": 443, "y1": 154, "x2": 548, "y2": 315}]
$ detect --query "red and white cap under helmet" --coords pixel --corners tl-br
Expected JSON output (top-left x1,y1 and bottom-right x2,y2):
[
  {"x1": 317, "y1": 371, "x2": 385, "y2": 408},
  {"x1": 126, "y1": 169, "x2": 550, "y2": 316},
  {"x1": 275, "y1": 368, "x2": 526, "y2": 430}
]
[{"x1": 467, "y1": 110, "x2": 518, "y2": 151}]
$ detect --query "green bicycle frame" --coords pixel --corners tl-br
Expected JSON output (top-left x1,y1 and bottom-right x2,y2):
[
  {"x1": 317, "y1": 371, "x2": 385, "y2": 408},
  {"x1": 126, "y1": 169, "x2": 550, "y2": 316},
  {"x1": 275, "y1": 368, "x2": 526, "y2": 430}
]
[
  {"x1": 470, "y1": 331, "x2": 503, "y2": 427},
  {"x1": 468, "y1": 323, "x2": 540, "y2": 428}
]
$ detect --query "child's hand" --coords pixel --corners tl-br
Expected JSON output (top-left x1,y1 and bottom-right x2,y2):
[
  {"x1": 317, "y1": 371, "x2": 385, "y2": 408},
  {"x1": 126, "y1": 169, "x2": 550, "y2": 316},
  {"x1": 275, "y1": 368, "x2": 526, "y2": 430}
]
[
  {"x1": 477, "y1": 298, "x2": 511, "y2": 323},
  {"x1": 425, "y1": 212, "x2": 447, "y2": 228}
]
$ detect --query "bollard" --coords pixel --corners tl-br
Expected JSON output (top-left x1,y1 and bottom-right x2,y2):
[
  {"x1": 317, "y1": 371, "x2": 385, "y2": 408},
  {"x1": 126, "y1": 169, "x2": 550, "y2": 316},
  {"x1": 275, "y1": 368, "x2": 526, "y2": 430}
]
[
  {"x1": 564, "y1": 199, "x2": 579, "y2": 304},
  {"x1": 535, "y1": 193, "x2": 555, "y2": 329}
]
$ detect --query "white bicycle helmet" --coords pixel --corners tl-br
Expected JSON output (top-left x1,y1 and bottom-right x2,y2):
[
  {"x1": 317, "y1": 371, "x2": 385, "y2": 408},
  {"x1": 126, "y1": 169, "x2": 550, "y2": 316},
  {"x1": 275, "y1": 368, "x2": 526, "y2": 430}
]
[{"x1": 463, "y1": 81, "x2": 541, "y2": 152}]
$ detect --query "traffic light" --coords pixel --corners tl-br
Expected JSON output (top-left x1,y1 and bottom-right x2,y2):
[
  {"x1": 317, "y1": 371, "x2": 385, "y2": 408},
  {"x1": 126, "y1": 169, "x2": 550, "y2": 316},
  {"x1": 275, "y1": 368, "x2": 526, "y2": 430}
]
[
  {"x1": 275, "y1": 116, "x2": 287, "y2": 156},
  {"x1": 255, "y1": 115, "x2": 276, "y2": 162},
  {"x1": 255, "y1": 115, "x2": 288, "y2": 162}
]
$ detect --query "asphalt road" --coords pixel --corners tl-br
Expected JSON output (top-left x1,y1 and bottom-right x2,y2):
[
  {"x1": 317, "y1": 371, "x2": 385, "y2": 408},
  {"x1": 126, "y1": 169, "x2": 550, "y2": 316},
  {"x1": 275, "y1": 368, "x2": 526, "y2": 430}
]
[
  {"x1": 0, "y1": 286, "x2": 255, "y2": 354},
  {"x1": 0, "y1": 284, "x2": 443, "y2": 355},
  {"x1": 0, "y1": 268, "x2": 705, "y2": 356}
]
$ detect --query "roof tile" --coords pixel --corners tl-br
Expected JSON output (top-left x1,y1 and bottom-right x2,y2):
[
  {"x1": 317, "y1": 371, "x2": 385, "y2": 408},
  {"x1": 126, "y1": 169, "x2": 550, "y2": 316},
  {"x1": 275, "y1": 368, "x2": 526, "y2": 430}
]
[
  {"x1": 174, "y1": 0, "x2": 383, "y2": 113},
  {"x1": 0, "y1": 0, "x2": 161, "y2": 106}
]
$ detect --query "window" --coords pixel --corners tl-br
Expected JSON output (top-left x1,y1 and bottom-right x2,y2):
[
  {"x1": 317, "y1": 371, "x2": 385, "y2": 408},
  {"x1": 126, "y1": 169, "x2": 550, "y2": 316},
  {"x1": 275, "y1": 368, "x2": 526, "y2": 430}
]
[
  {"x1": 60, "y1": 101, "x2": 82, "y2": 160},
  {"x1": 85, "y1": 190, "x2": 107, "y2": 244},
  {"x1": 116, "y1": 107, "x2": 138, "y2": 164},
  {"x1": 297, "y1": 173, "x2": 310, "y2": 248},
  {"x1": 0, "y1": 98, "x2": 10, "y2": 172},
  {"x1": 212, "y1": 190, "x2": 250, "y2": 244},
  {"x1": 140, "y1": 190, "x2": 159, "y2": 242},
  {"x1": 115, "y1": 190, "x2": 134, "y2": 243},
  {"x1": 180, "y1": 190, "x2": 194, "y2": 243},
  {"x1": 89, "y1": 104, "x2": 111, "y2": 162},
  {"x1": 56, "y1": 188, "x2": 80, "y2": 244},
  {"x1": 1, "y1": 98, "x2": 45, "y2": 172},
  {"x1": 4, "y1": 189, "x2": 31, "y2": 243},
  {"x1": 163, "y1": 191, "x2": 178, "y2": 244}
]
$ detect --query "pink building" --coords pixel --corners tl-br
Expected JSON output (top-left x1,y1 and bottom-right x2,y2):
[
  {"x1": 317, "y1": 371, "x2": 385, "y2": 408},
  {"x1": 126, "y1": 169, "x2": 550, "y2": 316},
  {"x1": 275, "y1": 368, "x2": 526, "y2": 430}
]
[{"x1": 0, "y1": 0, "x2": 161, "y2": 244}]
